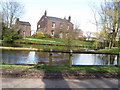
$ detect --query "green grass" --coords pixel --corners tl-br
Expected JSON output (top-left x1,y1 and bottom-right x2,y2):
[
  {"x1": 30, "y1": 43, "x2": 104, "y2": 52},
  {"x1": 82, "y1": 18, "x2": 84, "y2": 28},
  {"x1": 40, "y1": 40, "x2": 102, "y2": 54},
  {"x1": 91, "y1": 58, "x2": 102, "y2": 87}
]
[
  {"x1": 39, "y1": 65, "x2": 119, "y2": 72},
  {"x1": 2, "y1": 64, "x2": 119, "y2": 73},
  {"x1": 15, "y1": 37, "x2": 93, "y2": 47},
  {"x1": 1, "y1": 64, "x2": 34, "y2": 70},
  {"x1": 99, "y1": 48, "x2": 120, "y2": 53}
]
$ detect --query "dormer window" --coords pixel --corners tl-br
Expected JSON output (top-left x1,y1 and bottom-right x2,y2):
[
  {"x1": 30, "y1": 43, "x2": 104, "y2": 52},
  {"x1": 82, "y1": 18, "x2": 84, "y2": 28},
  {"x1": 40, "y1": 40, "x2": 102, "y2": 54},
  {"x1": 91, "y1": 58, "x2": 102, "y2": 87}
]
[{"x1": 52, "y1": 22, "x2": 55, "y2": 28}]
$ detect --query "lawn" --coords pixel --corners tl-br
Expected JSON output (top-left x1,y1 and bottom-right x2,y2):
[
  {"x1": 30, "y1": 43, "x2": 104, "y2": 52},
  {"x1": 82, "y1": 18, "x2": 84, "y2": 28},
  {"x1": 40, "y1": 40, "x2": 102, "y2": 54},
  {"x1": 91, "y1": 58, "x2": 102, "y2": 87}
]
[
  {"x1": 15, "y1": 37, "x2": 93, "y2": 47},
  {"x1": 2, "y1": 64, "x2": 119, "y2": 73},
  {"x1": 99, "y1": 47, "x2": 120, "y2": 53}
]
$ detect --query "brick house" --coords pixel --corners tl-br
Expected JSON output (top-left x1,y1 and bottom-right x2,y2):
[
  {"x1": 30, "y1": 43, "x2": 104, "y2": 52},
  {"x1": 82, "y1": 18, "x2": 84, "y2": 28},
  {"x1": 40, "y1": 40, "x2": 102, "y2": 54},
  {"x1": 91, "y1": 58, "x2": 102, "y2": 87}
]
[
  {"x1": 16, "y1": 18, "x2": 31, "y2": 37},
  {"x1": 37, "y1": 11, "x2": 74, "y2": 38}
]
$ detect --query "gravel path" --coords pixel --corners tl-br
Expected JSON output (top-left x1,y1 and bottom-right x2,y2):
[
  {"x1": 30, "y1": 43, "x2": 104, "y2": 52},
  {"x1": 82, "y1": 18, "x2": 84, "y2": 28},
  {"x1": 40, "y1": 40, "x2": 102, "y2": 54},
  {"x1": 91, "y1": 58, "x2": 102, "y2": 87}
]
[
  {"x1": 2, "y1": 70, "x2": 119, "y2": 79},
  {"x1": 2, "y1": 78, "x2": 119, "y2": 88}
]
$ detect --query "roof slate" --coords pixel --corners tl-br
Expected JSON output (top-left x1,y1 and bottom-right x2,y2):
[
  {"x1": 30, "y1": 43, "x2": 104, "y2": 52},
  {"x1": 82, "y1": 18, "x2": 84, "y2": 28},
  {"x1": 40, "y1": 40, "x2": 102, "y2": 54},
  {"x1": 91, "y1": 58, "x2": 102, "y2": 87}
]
[
  {"x1": 46, "y1": 16, "x2": 72, "y2": 24},
  {"x1": 19, "y1": 21, "x2": 31, "y2": 26}
]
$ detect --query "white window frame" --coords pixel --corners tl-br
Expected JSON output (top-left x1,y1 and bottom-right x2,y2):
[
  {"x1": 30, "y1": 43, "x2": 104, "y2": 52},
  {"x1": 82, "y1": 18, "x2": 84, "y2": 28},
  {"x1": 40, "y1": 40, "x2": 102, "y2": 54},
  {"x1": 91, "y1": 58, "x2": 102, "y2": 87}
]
[
  {"x1": 67, "y1": 25, "x2": 70, "y2": 30},
  {"x1": 38, "y1": 25, "x2": 40, "y2": 28},
  {"x1": 52, "y1": 22, "x2": 55, "y2": 28}
]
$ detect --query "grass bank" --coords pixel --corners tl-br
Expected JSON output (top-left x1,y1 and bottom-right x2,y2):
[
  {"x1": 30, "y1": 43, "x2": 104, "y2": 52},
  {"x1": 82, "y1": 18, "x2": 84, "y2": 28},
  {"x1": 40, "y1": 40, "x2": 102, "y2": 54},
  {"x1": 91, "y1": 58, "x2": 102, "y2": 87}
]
[
  {"x1": 2, "y1": 64, "x2": 119, "y2": 73},
  {"x1": 15, "y1": 37, "x2": 93, "y2": 47},
  {"x1": 99, "y1": 47, "x2": 120, "y2": 53},
  {"x1": 0, "y1": 46, "x2": 40, "y2": 51}
]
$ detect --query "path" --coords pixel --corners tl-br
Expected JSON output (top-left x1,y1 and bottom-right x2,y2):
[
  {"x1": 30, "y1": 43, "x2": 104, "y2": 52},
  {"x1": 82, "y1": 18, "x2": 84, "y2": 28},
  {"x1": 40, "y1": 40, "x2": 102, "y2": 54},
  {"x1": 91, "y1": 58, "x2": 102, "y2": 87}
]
[{"x1": 1, "y1": 78, "x2": 119, "y2": 88}]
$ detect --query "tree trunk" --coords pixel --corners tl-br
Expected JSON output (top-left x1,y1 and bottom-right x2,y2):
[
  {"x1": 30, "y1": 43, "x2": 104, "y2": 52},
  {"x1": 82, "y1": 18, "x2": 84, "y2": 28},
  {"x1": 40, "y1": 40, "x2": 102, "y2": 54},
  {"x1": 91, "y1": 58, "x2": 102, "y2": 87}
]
[{"x1": 109, "y1": 40, "x2": 112, "y2": 49}]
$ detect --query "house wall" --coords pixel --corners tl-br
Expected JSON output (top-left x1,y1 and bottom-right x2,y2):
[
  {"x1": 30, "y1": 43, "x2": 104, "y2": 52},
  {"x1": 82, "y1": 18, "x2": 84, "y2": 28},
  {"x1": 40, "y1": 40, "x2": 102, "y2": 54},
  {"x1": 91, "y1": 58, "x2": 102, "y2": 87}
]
[
  {"x1": 37, "y1": 16, "x2": 47, "y2": 31},
  {"x1": 19, "y1": 25, "x2": 31, "y2": 37},
  {"x1": 47, "y1": 20, "x2": 73, "y2": 31},
  {"x1": 37, "y1": 19, "x2": 73, "y2": 36}
]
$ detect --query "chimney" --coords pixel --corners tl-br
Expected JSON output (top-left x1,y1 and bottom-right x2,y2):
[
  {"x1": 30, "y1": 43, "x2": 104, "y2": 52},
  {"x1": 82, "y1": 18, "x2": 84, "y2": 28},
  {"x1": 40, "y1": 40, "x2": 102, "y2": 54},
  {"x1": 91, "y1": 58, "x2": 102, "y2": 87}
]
[
  {"x1": 64, "y1": 17, "x2": 66, "y2": 20},
  {"x1": 44, "y1": 10, "x2": 47, "y2": 16},
  {"x1": 16, "y1": 18, "x2": 19, "y2": 24},
  {"x1": 68, "y1": 16, "x2": 71, "y2": 22}
]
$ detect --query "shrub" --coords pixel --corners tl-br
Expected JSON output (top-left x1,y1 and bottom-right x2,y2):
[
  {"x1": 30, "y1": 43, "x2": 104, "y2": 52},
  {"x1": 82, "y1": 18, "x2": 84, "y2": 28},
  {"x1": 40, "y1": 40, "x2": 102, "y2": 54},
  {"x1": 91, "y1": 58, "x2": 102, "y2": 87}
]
[
  {"x1": 35, "y1": 32, "x2": 45, "y2": 38},
  {"x1": 34, "y1": 64, "x2": 46, "y2": 69},
  {"x1": 44, "y1": 34, "x2": 52, "y2": 38}
]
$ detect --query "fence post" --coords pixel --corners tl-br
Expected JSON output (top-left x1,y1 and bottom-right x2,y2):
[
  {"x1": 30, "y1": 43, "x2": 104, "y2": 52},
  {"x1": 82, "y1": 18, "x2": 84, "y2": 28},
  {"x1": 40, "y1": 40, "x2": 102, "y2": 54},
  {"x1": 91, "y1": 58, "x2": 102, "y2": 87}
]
[
  {"x1": 49, "y1": 49, "x2": 53, "y2": 65},
  {"x1": 69, "y1": 50, "x2": 73, "y2": 68},
  {"x1": 117, "y1": 52, "x2": 120, "y2": 67}
]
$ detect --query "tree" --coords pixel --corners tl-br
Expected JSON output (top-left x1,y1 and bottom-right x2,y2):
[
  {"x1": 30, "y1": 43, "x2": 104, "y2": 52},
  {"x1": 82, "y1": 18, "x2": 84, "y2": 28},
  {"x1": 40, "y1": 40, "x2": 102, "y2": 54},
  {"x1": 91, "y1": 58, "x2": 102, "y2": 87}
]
[
  {"x1": 0, "y1": 0, "x2": 24, "y2": 42},
  {"x1": 90, "y1": 0, "x2": 119, "y2": 49},
  {"x1": 86, "y1": 31, "x2": 92, "y2": 41},
  {"x1": 99, "y1": 0, "x2": 119, "y2": 49},
  {"x1": 0, "y1": 0, "x2": 24, "y2": 28}
]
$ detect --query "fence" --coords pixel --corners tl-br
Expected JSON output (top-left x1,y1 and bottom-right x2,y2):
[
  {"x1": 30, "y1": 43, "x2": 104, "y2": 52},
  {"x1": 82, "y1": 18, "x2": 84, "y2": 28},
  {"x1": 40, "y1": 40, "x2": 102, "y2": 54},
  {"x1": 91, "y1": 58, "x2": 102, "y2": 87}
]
[{"x1": 43, "y1": 49, "x2": 120, "y2": 67}]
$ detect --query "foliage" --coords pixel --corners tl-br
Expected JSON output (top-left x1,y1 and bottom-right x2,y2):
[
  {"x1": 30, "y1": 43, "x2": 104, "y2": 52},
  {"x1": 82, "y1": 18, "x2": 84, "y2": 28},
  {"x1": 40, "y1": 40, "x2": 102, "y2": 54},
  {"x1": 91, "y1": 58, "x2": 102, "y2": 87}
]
[
  {"x1": 2, "y1": 27, "x2": 19, "y2": 42},
  {"x1": 0, "y1": 61, "x2": 7, "y2": 65},
  {"x1": 35, "y1": 32, "x2": 45, "y2": 38},
  {"x1": 34, "y1": 64, "x2": 46, "y2": 69},
  {"x1": 98, "y1": 0, "x2": 119, "y2": 49},
  {"x1": 78, "y1": 36, "x2": 86, "y2": 41},
  {"x1": 44, "y1": 34, "x2": 52, "y2": 38},
  {"x1": 0, "y1": 0, "x2": 24, "y2": 42},
  {"x1": 90, "y1": 0, "x2": 119, "y2": 49},
  {"x1": 0, "y1": 0, "x2": 24, "y2": 28}
]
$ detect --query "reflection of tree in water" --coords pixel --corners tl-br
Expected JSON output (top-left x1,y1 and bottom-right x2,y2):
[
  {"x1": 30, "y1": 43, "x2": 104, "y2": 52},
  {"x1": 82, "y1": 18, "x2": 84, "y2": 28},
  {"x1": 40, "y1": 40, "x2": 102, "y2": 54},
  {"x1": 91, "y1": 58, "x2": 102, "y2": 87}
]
[
  {"x1": 52, "y1": 53, "x2": 69, "y2": 65},
  {"x1": 109, "y1": 55, "x2": 116, "y2": 65},
  {"x1": 96, "y1": 54, "x2": 116, "y2": 65},
  {"x1": 36, "y1": 52, "x2": 69, "y2": 65},
  {"x1": 36, "y1": 52, "x2": 49, "y2": 63},
  {"x1": 95, "y1": 54, "x2": 108, "y2": 65}
]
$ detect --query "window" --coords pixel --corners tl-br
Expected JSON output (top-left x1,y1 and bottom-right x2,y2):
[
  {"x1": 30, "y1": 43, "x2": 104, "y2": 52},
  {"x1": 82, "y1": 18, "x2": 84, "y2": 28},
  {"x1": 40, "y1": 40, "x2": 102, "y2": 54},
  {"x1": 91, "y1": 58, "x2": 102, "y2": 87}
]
[
  {"x1": 38, "y1": 25, "x2": 40, "y2": 28},
  {"x1": 51, "y1": 30, "x2": 54, "y2": 36},
  {"x1": 67, "y1": 25, "x2": 70, "y2": 30},
  {"x1": 52, "y1": 22, "x2": 55, "y2": 28},
  {"x1": 60, "y1": 24, "x2": 63, "y2": 29},
  {"x1": 42, "y1": 18, "x2": 44, "y2": 21}
]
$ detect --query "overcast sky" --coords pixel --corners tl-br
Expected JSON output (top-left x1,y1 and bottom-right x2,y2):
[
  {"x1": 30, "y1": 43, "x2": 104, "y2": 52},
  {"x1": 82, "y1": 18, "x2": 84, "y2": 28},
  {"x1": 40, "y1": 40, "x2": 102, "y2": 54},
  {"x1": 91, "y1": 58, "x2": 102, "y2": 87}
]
[{"x1": 19, "y1": 0, "x2": 104, "y2": 34}]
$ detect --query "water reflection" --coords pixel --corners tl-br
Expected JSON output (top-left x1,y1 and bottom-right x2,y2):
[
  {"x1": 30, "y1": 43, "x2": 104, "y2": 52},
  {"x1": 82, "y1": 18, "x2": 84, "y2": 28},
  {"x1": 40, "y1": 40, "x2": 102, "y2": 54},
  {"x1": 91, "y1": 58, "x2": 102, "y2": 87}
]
[{"x1": 1, "y1": 50, "x2": 117, "y2": 65}]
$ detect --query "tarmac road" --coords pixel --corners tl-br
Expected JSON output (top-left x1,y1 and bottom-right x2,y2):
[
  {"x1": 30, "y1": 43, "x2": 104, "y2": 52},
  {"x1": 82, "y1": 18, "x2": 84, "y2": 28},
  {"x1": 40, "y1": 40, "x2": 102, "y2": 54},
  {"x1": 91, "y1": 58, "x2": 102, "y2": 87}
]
[{"x1": 1, "y1": 78, "x2": 119, "y2": 88}]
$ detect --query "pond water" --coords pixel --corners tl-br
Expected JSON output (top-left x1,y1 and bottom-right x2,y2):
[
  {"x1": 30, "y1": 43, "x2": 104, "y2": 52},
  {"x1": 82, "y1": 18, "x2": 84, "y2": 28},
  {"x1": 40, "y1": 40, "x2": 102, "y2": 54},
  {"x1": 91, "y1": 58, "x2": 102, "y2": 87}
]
[{"x1": 1, "y1": 50, "x2": 117, "y2": 65}]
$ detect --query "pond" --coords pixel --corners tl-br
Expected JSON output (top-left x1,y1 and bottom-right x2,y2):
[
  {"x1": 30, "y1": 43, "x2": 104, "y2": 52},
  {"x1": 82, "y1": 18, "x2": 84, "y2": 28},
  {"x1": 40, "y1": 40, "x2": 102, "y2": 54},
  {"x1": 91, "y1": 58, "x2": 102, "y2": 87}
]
[{"x1": 1, "y1": 50, "x2": 117, "y2": 65}]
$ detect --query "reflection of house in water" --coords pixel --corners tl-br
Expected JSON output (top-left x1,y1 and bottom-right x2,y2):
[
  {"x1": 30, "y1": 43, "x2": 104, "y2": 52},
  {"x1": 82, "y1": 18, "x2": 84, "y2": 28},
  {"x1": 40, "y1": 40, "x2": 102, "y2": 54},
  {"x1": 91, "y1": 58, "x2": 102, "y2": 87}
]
[{"x1": 36, "y1": 52, "x2": 49, "y2": 63}]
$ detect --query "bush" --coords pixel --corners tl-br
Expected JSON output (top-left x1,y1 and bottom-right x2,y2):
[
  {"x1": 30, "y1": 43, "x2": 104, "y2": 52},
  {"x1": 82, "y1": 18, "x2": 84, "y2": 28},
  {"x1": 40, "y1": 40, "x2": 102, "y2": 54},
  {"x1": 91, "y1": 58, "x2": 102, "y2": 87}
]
[
  {"x1": 35, "y1": 32, "x2": 45, "y2": 38},
  {"x1": 34, "y1": 64, "x2": 46, "y2": 69},
  {"x1": 44, "y1": 34, "x2": 52, "y2": 38},
  {"x1": 3, "y1": 28, "x2": 19, "y2": 42}
]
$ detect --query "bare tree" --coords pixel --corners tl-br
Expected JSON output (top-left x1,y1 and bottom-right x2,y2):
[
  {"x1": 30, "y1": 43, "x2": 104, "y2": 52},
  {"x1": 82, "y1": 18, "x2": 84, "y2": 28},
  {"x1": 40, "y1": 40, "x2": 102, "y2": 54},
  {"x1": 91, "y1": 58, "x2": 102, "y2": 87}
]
[
  {"x1": 99, "y1": 0, "x2": 119, "y2": 49},
  {"x1": 86, "y1": 31, "x2": 92, "y2": 41},
  {"x1": 0, "y1": 0, "x2": 24, "y2": 28},
  {"x1": 0, "y1": 0, "x2": 24, "y2": 42},
  {"x1": 89, "y1": 0, "x2": 119, "y2": 49}
]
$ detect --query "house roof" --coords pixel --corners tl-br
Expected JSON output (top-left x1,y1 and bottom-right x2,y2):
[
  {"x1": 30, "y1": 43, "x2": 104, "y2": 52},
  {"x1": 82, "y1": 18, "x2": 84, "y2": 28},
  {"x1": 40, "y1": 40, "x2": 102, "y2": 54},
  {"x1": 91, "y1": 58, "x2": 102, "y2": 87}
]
[
  {"x1": 46, "y1": 16, "x2": 72, "y2": 24},
  {"x1": 19, "y1": 21, "x2": 31, "y2": 26}
]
